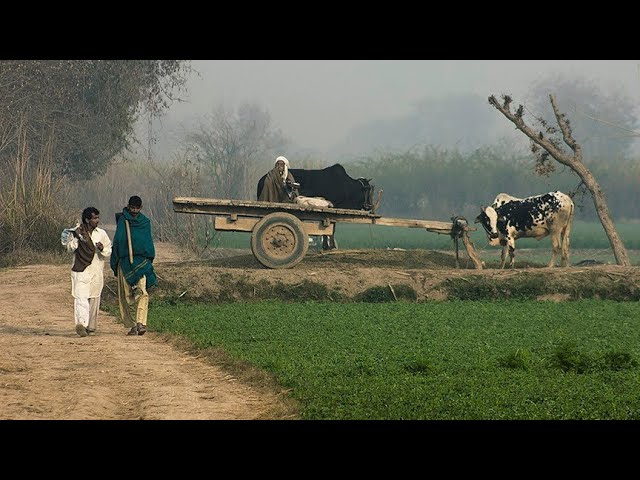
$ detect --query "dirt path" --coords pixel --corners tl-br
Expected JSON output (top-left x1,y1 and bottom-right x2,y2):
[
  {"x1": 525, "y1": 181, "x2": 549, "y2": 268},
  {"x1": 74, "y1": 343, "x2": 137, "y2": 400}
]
[{"x1": 0, "y1": 244, "x2": 286, "y2": 420}]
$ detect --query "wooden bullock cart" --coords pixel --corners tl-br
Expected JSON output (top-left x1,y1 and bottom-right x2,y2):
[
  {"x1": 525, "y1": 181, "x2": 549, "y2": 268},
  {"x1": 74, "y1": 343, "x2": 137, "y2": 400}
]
[{"x1": 172, "y1": 197, "x2": 484, "y2": 270}]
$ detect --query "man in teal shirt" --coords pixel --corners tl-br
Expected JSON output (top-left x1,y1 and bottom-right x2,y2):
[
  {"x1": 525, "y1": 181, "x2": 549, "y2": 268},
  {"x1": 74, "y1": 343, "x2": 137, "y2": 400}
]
[{"x1": 110, "y1": 195, "x2": 157, "y2": 336}]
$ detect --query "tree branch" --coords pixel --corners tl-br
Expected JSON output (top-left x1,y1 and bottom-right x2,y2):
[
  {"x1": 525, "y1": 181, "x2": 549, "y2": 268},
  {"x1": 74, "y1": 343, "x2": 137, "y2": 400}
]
[
  {"x1": 489, "y1": 94, "x2": 578, "y2": 169},
  {"x1": 550, "y1": 94, "x2": 580, "y2": 157}
]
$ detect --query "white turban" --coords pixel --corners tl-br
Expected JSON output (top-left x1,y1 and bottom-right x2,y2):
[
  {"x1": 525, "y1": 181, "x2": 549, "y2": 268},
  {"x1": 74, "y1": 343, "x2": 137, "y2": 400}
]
[
  {"x1": 275, "y1": 156, "x2": 289, "y2": 181},
  {"x1": 275, "y1": 155, "x2": 289, "y2": 168}
]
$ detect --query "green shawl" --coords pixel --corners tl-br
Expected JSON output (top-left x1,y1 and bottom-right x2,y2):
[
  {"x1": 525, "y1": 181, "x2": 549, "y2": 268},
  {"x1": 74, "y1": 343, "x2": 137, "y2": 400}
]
[{"x1": 110, "y1": 207, "x2": 157, "y2": 288}]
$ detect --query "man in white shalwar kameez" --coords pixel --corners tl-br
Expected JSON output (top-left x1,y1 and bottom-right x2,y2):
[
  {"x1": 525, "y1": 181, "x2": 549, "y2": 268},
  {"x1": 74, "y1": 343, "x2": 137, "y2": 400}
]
[{"x1": 61, "y1": 207, "x2": 112, "y2": 337}]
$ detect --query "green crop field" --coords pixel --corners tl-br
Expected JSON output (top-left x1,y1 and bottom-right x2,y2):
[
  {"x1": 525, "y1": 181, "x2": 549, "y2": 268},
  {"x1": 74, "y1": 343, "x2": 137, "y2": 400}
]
[{"x1": 150, "y1": 299, "x2": 640, "y2": 420}]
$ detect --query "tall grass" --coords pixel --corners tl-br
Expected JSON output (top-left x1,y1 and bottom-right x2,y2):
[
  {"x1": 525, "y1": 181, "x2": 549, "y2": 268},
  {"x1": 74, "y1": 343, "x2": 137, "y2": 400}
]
[
  {"x1": 71, "y1": 152, "x2": 222, "y2": 255},
  {"x1": 0, "y1": 119, "x2": 75, "y2": 263}
]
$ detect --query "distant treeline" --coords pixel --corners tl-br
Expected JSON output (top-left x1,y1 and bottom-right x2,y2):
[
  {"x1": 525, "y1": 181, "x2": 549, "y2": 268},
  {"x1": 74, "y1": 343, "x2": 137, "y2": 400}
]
[
  {"x1": 75, "y1": 143, "x2": 640, "y2": 232},
  {"x1": 345, "y1": 144, "x2": 640, "y2": 222},
  {"x1": 67, "y1": 142, "x2": 639, "y2": 256}
]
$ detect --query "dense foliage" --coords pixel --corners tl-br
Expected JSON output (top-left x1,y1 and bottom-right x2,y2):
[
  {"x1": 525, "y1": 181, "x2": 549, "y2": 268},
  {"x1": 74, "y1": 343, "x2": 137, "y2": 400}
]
[
  {"x1": 0, "y1": 60, "x2": 191, "y2": 179},
  {"x1": 346, "y1": 144, "x2": 640, "y2": 221}
]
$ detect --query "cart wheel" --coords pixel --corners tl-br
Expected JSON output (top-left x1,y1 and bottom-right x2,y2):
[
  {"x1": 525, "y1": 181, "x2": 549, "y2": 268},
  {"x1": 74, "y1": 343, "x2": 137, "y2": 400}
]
[{"x1": 251, "y1": 212, "x2": 309, "y2": 269}]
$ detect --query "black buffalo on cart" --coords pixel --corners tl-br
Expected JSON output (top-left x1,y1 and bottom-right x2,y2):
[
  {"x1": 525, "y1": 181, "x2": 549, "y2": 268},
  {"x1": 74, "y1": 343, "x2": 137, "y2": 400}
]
[
  {"x1": 172, "y1": 197, "x2": 484, "y2": 270},
  {"x1": 257, "y1": 163, "x2": 376, "y2": 250}
]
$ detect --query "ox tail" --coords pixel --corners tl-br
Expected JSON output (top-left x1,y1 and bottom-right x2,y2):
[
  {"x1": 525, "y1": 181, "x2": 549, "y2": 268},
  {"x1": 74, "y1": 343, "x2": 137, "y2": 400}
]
[{"x1": 561, "y1": 201, "x2": 575, "y2": 266}]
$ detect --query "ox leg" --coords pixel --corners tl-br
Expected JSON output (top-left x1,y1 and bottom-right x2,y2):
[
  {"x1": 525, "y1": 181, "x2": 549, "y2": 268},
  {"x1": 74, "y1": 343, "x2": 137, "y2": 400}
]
[
  {"x1": 322, "y1": 235, "x2": 337, "y2": 251},
  {"x1": 508, "y1": 246, "x2": 516, "y2": 268},
  {"x1": 548, "y1": 235, "x2": 562, "y2": 268},
  {"x1": 500, "y1": 245, "x2": 508, "y2": 269},
  {"x1": 560, "y1": 222, "x2": 572, "y2": 267},
  {"x1": 503, "y1": 237, "x2": 516, "y2": 269},
  {"x1": 507, "y1": 236, "x2": 516, "y2": 268}
]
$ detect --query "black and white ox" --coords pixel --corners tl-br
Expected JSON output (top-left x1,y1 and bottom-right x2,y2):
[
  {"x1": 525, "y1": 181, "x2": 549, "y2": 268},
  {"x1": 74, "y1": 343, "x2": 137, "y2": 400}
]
[
  {"x1": 475, "y1": 191, "x2": 575, "y2": 268},
  {"x1": 257, "y1": 163, "x2": 375, "y2": 250}
]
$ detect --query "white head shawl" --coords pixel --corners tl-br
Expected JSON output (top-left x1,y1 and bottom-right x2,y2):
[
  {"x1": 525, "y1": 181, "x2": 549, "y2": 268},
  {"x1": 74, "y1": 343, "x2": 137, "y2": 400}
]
[{"x1": 275, "y1": 155, "x2": 289, "y2": 182}]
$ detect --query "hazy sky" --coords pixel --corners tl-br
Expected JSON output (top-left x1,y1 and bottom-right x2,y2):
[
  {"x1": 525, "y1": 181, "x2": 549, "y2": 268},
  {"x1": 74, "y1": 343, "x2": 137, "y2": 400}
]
[{"x1": 162, "y1": 60, "x2": 640, "y2": 153}]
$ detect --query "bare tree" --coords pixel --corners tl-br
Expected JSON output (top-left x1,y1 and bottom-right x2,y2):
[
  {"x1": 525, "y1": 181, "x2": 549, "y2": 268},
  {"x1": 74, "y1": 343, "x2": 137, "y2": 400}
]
[
  {"x1": 184, "y1": 103, "x2": 288, "y2": 200},
  {"x1": 489, "y1": 93, "x2": 630, "y2": 266}
]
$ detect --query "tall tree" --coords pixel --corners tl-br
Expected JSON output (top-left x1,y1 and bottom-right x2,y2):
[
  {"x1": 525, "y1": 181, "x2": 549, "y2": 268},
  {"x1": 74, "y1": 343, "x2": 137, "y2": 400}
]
[
  {"x1": 0, "y1": 60, "x2": 191, "y2": 179},
  {"x1": 489, "y1": 93, "x2": 631, "y2": 266},
  {"x1": 184, "y1": 103, "x2": 288, "y2": 200}
]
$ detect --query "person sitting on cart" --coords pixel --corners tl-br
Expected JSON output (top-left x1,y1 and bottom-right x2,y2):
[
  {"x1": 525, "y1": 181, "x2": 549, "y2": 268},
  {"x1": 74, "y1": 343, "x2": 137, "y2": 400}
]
[{"x1": 258, "y1": 155, "x2": 299, "y2": 203}]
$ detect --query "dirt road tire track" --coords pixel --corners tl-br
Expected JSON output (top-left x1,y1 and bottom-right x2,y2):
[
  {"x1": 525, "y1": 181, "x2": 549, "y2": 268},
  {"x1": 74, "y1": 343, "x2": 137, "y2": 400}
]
[{"x1": 0, "y1": 256, "x2": 286, "y2": 420}]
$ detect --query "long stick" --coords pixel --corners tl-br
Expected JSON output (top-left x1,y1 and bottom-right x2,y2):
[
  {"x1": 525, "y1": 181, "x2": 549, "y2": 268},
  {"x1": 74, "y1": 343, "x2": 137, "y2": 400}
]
[{"x1": 125, "y1": 219, "x2": 133, "y2": 264}]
